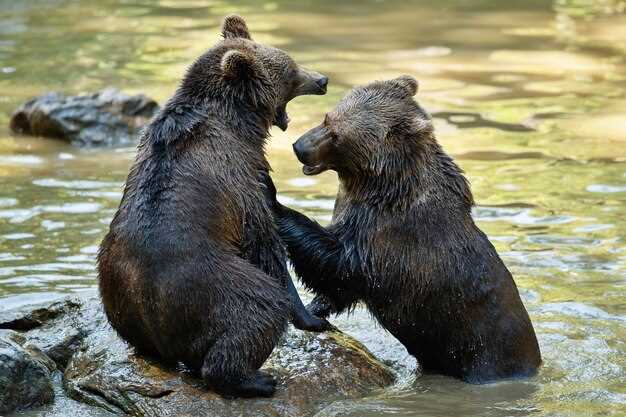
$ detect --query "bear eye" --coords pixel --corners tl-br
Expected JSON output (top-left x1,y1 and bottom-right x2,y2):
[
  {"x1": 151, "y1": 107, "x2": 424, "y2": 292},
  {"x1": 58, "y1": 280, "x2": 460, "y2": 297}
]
[
  {"x1": 322, "y1": 114, "x2": 340, "y2": 142},
  {"x1": 322, "y1": 115, "x2": 334, "y2": 134}
]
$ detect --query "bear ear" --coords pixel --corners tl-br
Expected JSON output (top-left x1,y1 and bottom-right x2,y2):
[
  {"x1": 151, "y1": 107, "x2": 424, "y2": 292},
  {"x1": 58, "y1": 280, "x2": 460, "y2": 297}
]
[
  {"x1": 221, "y1": 49, "x2": 261, "y2": 80},
  {"x1": 221, "y1": 14, "x2": 252, "y2": 40},
  {"x1": 392, "y1": 75, "x2": 419, "y2": 96}
]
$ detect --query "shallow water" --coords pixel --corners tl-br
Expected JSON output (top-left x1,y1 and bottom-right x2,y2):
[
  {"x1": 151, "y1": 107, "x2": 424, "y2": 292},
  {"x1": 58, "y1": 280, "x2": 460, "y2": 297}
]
[{"x1": 0, "y1": 1, "x2": 625, "y2": 416}]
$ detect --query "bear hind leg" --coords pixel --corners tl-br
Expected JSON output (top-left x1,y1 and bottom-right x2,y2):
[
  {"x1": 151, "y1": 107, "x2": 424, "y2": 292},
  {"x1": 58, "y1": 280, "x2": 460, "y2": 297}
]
[{"x1": 200, "y1": 329, "x2": 279, "y2": 398}]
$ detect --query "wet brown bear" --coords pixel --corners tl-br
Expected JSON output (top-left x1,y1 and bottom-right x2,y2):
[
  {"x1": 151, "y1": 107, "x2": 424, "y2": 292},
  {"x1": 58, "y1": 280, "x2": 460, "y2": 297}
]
[
  {"x1": 97, "y1": 15, "x2": 330, "y2": 398},
  {"x1": 262, "y1": 76, "x2": 542, "y2": 383}
]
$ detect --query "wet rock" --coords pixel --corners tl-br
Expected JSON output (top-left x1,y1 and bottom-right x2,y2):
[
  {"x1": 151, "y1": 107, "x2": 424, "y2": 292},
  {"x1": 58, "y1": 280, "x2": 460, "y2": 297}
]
[
  {"x1": 39, "y1": 372, "x2": 117, "y2": 417},
  {"x1": 1, "y1": 299, "x2": 84, "y2": 370},
  {"x1": 0, "y1": 298, "x2": 81, "y2": 331},
  {"x1": 9, "y1": 88, "x2": 159, "y2": 146},
  {"x1": 29, "y1": 325, "x2": 85, "y2": 370},
  {"x1": 0, "y1": 330, "x2": 55, "y2": 414},
  {"x1": 2, "y1": 296, "x2": 395, "y2": 417}
]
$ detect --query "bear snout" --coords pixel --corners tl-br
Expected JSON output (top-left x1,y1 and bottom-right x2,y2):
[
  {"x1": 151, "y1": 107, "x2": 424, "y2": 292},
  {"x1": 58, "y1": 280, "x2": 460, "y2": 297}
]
[
  {"x1": 292, "y1": 124, "x2": 334, "y2": 176},
  {"x1": 296, "y1": 68, "x2": 329, "y2": 96},
  {"x1": 316, "y1": 76, "x2": 329, "y2": 93},
  {"x1": 292, "y1": 141, "x2": 311, "y2": 163},
  {"x1": 292, "y1": 130, "x2": 321, "y2": 164}
]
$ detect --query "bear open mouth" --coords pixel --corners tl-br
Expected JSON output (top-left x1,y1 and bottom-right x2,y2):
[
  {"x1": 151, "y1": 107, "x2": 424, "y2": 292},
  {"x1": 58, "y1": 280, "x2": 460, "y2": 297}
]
[
  {"x1": 302, "y1": 163, "x2": 327, "y2": 176},
  {"x1": 273, "y1": 105, "x2": 290, "y2": 131}
]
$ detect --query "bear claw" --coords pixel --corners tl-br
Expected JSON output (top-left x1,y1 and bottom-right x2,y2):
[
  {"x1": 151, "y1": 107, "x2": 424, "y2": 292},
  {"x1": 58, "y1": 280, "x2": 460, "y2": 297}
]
[{"x1": 293, "y1": 314, "x2": 334, "y2": 332}]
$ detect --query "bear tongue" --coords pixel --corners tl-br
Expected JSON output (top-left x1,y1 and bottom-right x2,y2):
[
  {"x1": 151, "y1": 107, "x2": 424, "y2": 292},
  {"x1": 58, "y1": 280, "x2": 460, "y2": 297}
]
[{"x1": 274, "y1": 106, "x2": 290, "y2": 131}]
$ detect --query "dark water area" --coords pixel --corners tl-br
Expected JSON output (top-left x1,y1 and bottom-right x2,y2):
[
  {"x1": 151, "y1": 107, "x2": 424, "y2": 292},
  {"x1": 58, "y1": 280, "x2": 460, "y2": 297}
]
[{"x1": 0, "y1": 1, "x2": 625, "y2": 415}]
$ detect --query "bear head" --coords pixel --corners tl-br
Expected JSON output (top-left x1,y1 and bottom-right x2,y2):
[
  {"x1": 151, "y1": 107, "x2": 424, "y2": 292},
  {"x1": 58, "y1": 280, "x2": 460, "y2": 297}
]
[
  {"x1": 292, "y1": 75, "x2": 432, "y2": 176},
  {"x1": 180, "y1": 15, "x2": 328, "y2": 132}
]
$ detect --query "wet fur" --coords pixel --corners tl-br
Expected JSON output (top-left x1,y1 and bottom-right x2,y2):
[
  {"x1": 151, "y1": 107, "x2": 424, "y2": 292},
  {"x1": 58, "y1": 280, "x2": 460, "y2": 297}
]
[
  {"x1": 268, "y1": 77, "x2": 542, "y2": 383},
  {"x1": 98, "y1": 15, "x2": 326, "y2": 397}
]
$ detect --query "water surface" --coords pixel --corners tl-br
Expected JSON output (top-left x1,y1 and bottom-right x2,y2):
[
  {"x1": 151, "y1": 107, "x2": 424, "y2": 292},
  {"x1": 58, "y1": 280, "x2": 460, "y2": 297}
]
[{"x1": 0, "y1": 1, "x2": 625, "y2": 416}]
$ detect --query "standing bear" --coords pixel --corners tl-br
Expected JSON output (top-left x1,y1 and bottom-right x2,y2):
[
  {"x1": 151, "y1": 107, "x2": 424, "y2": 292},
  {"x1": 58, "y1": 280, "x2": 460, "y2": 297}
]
[
  {"x1": 263, "y1": 76, "x2": 542, "y2": 383},
  {"x1": 98, "y1": 15, "x2": 330, "y2": 398}
]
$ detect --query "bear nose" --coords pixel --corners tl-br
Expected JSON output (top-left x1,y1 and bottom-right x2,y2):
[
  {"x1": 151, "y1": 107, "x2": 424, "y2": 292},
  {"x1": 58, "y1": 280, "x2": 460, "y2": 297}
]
[
  {"x1": 317, "y1": 76, "x2": 329, "y2": 90},
  {"x1": 292, "y1": 142, "x2": 302, "y2": 157},
  {"x1": 292, "y1": 141, "x2": 309, "y2": 162}
]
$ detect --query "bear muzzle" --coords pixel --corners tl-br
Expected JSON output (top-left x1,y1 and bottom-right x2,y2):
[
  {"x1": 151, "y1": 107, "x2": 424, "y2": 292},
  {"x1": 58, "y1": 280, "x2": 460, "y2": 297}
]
[
  {"x1": 293, "y1": 124, "x2": 333, "y2": 175},
  {"x1": 296, "y1": 68, "x2": 329, "y2": 96}
]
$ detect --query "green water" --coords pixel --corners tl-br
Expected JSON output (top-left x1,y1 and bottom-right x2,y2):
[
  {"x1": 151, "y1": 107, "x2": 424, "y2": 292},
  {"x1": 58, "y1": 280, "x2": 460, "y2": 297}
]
[{"x1": 0, "y1": 1, "x2": 625, "y2": 416}]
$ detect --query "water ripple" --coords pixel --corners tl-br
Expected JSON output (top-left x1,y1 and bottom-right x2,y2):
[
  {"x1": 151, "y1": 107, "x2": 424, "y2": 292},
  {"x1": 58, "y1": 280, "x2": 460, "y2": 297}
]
[{"x1": 587, "y1": 184, "x2": 626, "y2": 193}]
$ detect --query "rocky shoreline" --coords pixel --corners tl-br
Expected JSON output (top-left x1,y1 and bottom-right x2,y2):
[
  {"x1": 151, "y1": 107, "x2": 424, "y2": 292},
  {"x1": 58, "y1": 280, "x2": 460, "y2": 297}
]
[{"x1": 0, "y1": 295, "x2": 394, "y2": 417}]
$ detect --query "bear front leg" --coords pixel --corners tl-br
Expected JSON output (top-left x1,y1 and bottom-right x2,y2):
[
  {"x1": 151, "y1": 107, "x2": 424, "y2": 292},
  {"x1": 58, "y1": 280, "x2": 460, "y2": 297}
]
[
  {"x1": 242, "y1": 234, "x2": 330, "y2": 332},
  {"x1": 255, "y1": 171, "x2": 331, "y2": 332},
  {"x1": 275, "y1": 206, "x2": 360, "y2": 309},
  {"x1": 264, "y1": 237, "x2": 333, "y2": 332},
  {"x1": 307, "y1": 293, "x2": 358, "y2": 318},
  {"x1": 285, "y1": 271, "x2": 334, "y2": 331},
  {"x1": 259, "y1": 170, "x2": 344, "y2": 283},
  {"x1": 259, "y1": 170, "x2": 359, "y2": 316}
]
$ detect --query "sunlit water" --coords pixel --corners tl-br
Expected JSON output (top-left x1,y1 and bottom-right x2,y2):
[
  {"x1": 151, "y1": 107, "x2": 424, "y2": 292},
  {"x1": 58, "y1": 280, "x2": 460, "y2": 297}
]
[{"x1": 1, "y1": 1, "x2": 625, "y2": 416}]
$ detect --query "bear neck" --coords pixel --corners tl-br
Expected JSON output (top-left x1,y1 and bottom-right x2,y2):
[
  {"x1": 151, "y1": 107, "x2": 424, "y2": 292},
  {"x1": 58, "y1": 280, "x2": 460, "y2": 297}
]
[
  {"x1": 149, "y1": 89, "x2": 273, "y2": 152},
  {"x1": 340, "y1": 134, "x2": 474, "y2": 214},
  {"x1": 212, "y1": 99, "x2": 272, "y2": 149}
]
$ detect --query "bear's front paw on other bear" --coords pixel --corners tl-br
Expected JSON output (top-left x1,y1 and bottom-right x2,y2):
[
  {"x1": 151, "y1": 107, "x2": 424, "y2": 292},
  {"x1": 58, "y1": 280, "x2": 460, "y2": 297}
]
[
  {"x1": 306, "y1": 295, "x2": 337, "y2": 319},
  {"x1": 292, "y1": 313, "x2": 335, "y2": 332}
]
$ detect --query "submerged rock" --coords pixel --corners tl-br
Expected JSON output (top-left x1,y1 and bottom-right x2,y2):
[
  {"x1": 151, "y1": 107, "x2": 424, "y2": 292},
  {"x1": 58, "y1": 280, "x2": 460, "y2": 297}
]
[
  {"x1": 9, "y1": 88, "x2": 159, "y2": 146},
  {"x1": 0, "y1": 296, "x2": 394, "y2": 416}
]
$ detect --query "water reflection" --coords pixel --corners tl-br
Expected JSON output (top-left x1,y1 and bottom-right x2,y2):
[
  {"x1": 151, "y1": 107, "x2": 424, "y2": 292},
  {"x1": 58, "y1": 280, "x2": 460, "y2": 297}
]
[
  {"x1": 0, "y1": 0, "x2": 625, "y2": 416},
  {"x1": 432, "y1": 111, "x2": 535, "y2": 132}
]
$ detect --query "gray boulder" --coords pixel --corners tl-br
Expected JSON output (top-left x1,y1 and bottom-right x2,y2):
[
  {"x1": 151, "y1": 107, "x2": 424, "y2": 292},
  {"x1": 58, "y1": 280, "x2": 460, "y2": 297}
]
[
  {"x1": 9, "y1": 88, "x2": 159, "y2": 146},
  {"x1": 0, "y1": 330, "x2": 55, "y2": 414},
  {"x1": 0, "y1": 296, "x2": 395, "y2": 416}
]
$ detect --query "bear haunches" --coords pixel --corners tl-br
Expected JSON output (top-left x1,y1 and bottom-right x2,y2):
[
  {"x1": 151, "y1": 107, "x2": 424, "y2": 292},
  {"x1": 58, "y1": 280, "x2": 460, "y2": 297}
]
[
  {"x1": 264, "y1": 76, "x2": 542, "y2": 383},
  {"x1": 98, "y1": 15, "x2": 330, "y2": 398}
]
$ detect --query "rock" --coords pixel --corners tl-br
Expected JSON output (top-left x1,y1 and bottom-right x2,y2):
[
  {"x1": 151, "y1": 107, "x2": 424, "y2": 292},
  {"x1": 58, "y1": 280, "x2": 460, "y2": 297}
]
[
  {"x1": 1, "y1": 299, "x2": 84, "y2": 370},
  {"x1": 0, "y1": 298, "x2": 81, "y2": 331},
  {"x1": 9, "y1": 88, "x2": 159, "y2": 146},
  {"x1": 38, "y1": 372, "x2": 117, "y2": 417},
  {"x1": 0, "y1": 295, "x2": 395, "y2": 416},
  {"x1": 0, "y1": 330, "x2": 55, "y2": 414}
]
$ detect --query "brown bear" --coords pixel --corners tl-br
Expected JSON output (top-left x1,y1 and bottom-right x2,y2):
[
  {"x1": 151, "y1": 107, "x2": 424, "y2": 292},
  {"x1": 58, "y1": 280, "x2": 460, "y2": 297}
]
[
  {"x1": 262, "y1": 76, "x2": 542, "y2": 383},
  {"x1": 97, "y1": 15, "x2": 330, "y2": 398}
]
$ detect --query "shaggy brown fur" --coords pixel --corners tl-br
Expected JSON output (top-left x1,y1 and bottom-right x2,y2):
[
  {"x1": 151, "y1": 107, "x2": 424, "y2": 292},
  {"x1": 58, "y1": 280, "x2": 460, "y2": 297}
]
[
  {"x1": 263, "y1": 76, "x2": 542, "y2": 383},
  {"x1": 98, "y1": 15, "x2": 329, "y2": 398}
]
